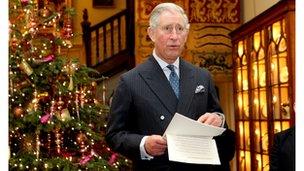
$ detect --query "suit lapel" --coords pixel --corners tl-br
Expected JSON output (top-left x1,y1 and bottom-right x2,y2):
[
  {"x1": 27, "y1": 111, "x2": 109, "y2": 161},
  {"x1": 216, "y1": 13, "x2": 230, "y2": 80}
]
[
  {"x1": 139, "y1": 56, "x2": 178, "y2": 115},
  {"x1": 177, "y1": 59, "x2": 196, "y2": 116}
]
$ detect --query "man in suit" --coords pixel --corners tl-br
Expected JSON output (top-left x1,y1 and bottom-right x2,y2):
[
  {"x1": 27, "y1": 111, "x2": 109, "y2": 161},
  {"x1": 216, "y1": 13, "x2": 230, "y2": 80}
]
[
  {"x1": 270, "y1": 126, "x2": 295, "y2": 171},
  {"x1": 106, "y1": 3, "x2": 234, "y2": 171}
]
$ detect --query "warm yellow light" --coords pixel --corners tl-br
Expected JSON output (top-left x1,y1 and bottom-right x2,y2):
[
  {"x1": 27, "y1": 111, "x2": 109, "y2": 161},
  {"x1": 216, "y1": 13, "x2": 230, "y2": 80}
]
[
  {"x1": 253, "y1": 32, "x2": 260, "y2": 51},
  {"x1": 274, "y1": 122, "x2": 282, "y2": 133},
  {"x1": 272, "y1": 21, "x2": 281, "y2": 43},
  {"x1": 256, "y1": 155, "x2": 262, "y2": 171},
  {"x1": 282, "y1": 121, "x2": 290, "y2": 131},
  {"x1": 271, "y1": 62, "x2": 275, "y2": 70},
  {"x1": 245, "y1": 151, "x2": 251, "y2": 171},
  {"x1": 272, "y1": 96, "x2": 277, "y2": 104},
  {"x1": 258, "y1": 48, "x2": 265, "y2": 59},
  {"x1": 279, "y1": 38, "x2": 287, "y2": 52},
  {"x1": 243, "y1": 80, "x2": 248, "y2": 90},
  {"x1": 254, "y1": 129, "x2": 260, "y2": 135},
  {"x1": 280, "y1": 66, "x2": 289, "y2": 82},
  {"x1": 238, "y1": 94, "x2": 243, "y2": 108},
  {"x1": 238, "y1": 41, "x2": 244, "y2": 57},
  {"x1": 239, "y1": 122, "x2": 244, "y2": 135},
  {"x1": 254, "y1": 96, "x2": 259, "y2": 105}
]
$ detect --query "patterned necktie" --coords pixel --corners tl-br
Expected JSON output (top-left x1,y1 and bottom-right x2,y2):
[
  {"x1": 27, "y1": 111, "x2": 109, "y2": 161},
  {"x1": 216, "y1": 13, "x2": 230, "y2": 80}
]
[{"x1": 167, "y1": 65, "x2": 179, "y2": 98}]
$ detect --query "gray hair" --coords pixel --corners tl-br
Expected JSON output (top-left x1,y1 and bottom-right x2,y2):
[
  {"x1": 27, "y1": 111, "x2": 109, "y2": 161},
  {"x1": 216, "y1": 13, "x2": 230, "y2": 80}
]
[{"x1": 149, "y1": 3, "x2": 190, "y2": 29}]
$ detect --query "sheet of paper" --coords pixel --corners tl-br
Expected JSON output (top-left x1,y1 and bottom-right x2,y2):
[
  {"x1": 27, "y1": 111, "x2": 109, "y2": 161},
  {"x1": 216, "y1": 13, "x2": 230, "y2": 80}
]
[
  {"x1": 167, "y1": 134, "x2": 221, "y2": 165},
  {"x1": 163, "y1": 113, "x2": 226, "y2": 165},
  {"x1": 164, "y1": 113, "x2": 226, "y2": 137}
]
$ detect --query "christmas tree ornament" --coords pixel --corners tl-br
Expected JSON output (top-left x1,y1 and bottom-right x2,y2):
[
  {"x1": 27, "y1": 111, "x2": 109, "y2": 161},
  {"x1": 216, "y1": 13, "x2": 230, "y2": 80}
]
[
  {"x1": 57, "y1": 96, "x2": 64, "y2": 111},
  {"x1": 15, "y1": 79, "x2": 31, "y2": 89},
  {"x1": 40, "y1": 112, "x2": 52, "y2": 124},
  {"x1": 34, "y1": 54, "x2": 55, "y2": 63},
  {"x1": 75, "y1": 87, "x2": 80, "y2": 119},
  {"x1": 9, "y1": 77, "x2": 14, "y2": 95},
  {"x1": 50, "y1": 100, "x2": 56, "y2": 115},
  {"x1": 21, "y1": 0, "x2": 29, "y2": 6},
  {"x1": 13, "y1": 107, "x2": 24, "y2": 118},
  {"x1": 37, "y1": 92, "x2": 49, "y2": 103},
  {"x1": 61, "y1": 17, "x2": 73, "y2": 39},
  {"x1": 19, "y1": 60, "x2": 33, "y2": 76},
  {"x1": 35, "y1": 131, "x2": 40, "y2": 159},
  {"x1": 102, "y1": 83, "x2": 106, "y2": 105},
  {"x1": 54, "y1": 128, "x2": 62, "y2": 154},
  {"x1": 31, "y1": 90, "x2": 39, "y2": 111},
  {"x1": 68, "y1": 76, "x2": 73, "y2": 91},
  {"x1": 60, "y1": 108, "x2": 71, "y2": 121},
  {"x1": 79, "y1": 154, "x2": 93, "y2": 165}
]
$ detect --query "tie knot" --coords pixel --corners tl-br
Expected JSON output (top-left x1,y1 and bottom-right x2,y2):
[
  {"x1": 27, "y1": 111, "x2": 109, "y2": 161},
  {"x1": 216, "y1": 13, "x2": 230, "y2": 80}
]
[{"x1": 167, "y1": 65, "x2": 175, "y2": 72}]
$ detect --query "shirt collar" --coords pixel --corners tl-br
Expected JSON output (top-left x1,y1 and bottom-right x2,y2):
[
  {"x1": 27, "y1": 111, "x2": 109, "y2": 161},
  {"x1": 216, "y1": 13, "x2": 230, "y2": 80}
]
[{"x1": 153, "y1": 49, "x2": 180, "y2": 70}]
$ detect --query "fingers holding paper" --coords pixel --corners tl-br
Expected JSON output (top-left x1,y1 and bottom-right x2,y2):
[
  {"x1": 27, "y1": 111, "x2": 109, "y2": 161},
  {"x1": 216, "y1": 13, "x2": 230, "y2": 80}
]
[
  {"x1": 197, "y1": 112, "x2": 222, "y2": 127},
  {"x1": 145, "y1": 135, "x2": 167, "y2": 156}
]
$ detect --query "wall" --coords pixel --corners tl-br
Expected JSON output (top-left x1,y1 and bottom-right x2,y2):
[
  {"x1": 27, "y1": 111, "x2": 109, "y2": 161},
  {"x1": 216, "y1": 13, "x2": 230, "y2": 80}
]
[
  {"x1": 72, "y1": 0, "x2": 126, "y2": 44},
  {"x1": 242, "y1": 0, "x2": 280, "y2": 23}
]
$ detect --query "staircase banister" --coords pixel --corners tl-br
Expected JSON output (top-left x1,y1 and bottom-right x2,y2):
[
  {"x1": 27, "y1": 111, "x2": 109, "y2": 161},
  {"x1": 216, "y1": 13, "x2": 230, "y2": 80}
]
[
  {"x1": 81, "y1": 0, "x2": 135, "y2": 75},
  {"x1": 90, "y1": 9, "x2": 128, "y2": 31}
]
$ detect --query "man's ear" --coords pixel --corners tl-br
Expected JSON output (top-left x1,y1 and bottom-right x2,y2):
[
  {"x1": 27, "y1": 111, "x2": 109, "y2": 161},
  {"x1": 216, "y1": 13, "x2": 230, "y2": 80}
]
[{"x1": 147, "y1": 27, "x2": 155, "y2": 42}]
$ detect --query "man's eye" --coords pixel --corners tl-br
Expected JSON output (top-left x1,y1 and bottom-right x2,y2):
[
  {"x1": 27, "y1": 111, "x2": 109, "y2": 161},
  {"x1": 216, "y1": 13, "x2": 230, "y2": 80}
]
[
  {"x1": 164, "y1": 26, "x2": 171, "y2": 31},
  {"x1": 177, "y1": 27, "x2": 184, "y2": 31}
]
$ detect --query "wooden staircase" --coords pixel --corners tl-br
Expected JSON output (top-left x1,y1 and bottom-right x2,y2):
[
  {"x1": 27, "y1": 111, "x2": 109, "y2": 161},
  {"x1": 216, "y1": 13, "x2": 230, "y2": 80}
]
[{"x1": 81, "y1": 1, "x2": 135, "y2": 76}]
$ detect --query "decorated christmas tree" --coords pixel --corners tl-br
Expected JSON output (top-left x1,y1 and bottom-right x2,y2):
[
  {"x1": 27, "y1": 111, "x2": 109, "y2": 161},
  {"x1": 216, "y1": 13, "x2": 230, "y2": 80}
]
[{"x1": 8, "y1": 0, "x2": 130, "y2": 170}]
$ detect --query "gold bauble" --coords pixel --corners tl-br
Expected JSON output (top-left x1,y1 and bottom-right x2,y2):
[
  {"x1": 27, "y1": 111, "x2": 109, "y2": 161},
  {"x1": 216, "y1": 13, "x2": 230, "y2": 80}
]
[{"x1": 14, "y1": 107, "x2": 24, "y2": 118}]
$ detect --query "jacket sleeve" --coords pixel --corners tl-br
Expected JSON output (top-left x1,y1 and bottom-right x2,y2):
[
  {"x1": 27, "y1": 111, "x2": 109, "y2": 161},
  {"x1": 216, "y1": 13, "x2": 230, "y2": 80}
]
[
  {"x1": 206, "y1": 72, "x2": 224, "y2": 115},
  {"x1": 105, "y1": 76, "x2": 143, "y2": 160}
]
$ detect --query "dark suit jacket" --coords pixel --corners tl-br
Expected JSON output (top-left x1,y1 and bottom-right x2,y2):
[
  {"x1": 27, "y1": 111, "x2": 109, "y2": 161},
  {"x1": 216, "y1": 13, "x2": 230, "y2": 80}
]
[
  {"x1": 105, "y1": 56, "x2": 235, "y2": 171},
  {"x1": 270, "y1": 127, "x2": 295, "y2": 171}
]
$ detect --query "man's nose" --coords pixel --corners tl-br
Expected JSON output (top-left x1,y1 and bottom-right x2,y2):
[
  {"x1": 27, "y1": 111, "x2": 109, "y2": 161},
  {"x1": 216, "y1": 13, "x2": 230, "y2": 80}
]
[{"x1": 169, "y1": 29, "x2": 179, "y2": 39}]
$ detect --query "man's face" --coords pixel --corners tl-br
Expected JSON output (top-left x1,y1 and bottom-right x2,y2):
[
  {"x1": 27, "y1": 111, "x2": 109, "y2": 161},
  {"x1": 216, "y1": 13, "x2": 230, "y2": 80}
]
[{"x1": 148, "y1": 10, "x2": 188, "y2": 63}]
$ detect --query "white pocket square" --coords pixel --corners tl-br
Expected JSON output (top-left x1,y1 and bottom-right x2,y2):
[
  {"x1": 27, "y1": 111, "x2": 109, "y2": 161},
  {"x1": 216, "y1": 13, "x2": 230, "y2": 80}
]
[{"x1": 195, "y1": 85, "x2": 205, "y2": 93}]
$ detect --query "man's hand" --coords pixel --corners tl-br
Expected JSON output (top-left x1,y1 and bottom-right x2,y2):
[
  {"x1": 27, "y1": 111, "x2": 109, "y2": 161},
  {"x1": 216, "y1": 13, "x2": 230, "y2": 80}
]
[
  {"x1": 144, "y1": 135, "x2": 167, "y2": 156},
  {"x1": 197, "y1": 112, "x2": 222, "y2": 127}
]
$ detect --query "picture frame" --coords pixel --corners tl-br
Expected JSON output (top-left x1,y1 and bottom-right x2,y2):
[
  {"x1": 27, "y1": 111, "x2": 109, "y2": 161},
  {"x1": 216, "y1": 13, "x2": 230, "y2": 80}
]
[{"x1": 93, "y1": 0, "x2": 114, "y2": 7}]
